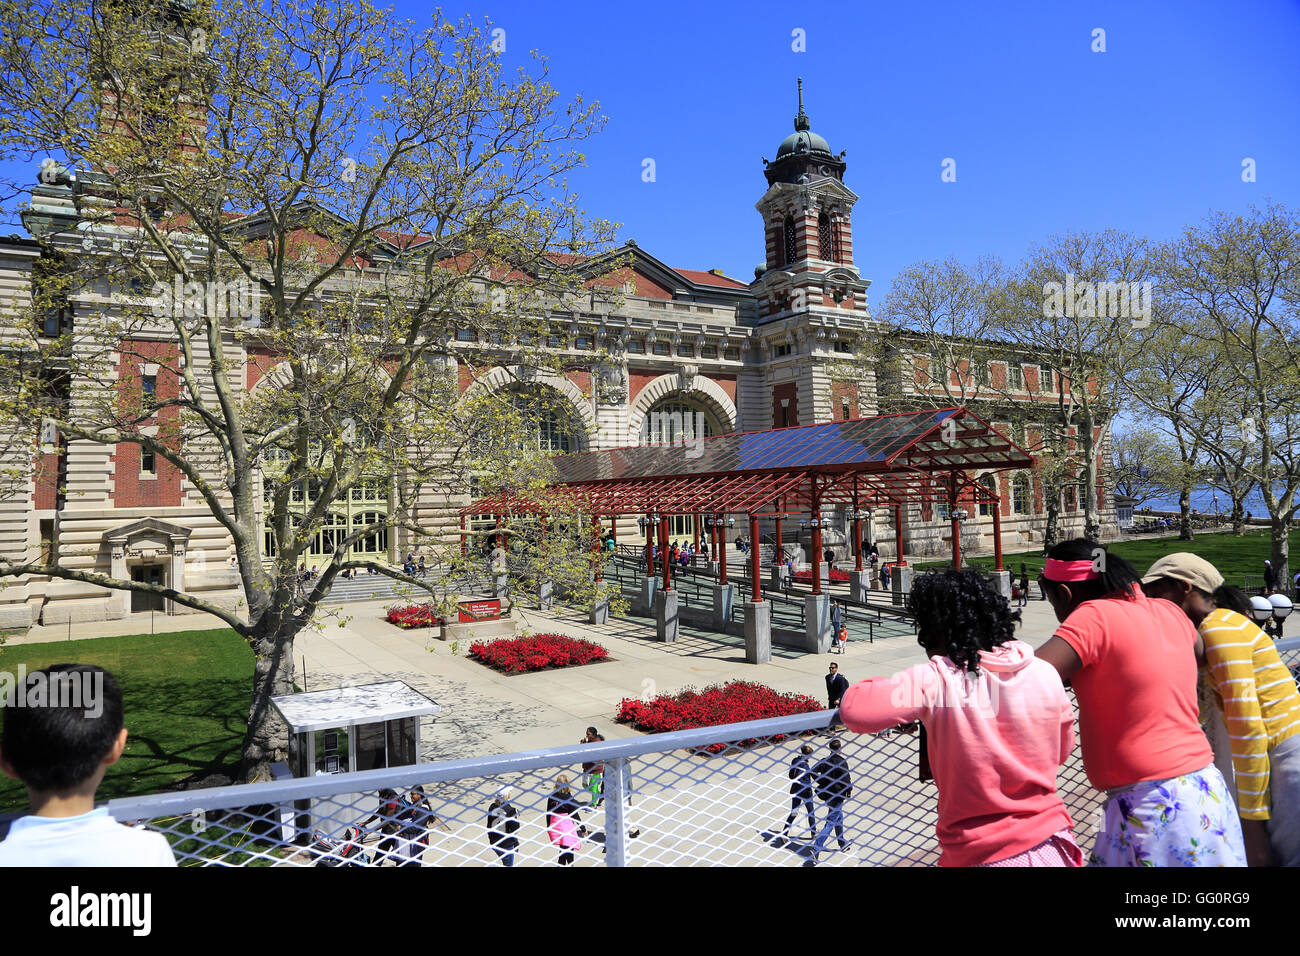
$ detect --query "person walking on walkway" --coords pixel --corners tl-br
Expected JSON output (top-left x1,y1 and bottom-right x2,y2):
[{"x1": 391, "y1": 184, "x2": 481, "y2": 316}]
[
  {"x1": 831, "y1": 600, "x2": 845, "y2": 654},
  {"x1": 486, "y1": 786, "x2": 520, "y2": 867},
  {"x1": 779, "y1": 745, "x2": 817, "y2": 842},
  {"x1": 804, "y1": 740, "x2": 852, "y2": 865},
  {"x1": 547, "y1": 775, "x2": 584, "y2": 866},
  {"x1": 1018, "y1": 563, "x2": 1030, "y2": 608},
  {"x1": 825, "y1": 662, "x2": 849, "y2": 710}
]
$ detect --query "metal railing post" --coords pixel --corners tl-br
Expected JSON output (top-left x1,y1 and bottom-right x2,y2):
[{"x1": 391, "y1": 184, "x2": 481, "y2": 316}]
[{"x1": 603, "y1": 756, "x2": 629, "y2": 866}]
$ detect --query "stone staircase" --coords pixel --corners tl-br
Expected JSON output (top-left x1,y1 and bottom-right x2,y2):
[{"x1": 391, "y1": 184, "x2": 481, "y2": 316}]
[{"x1": 317, "y1": 573, "x2": 407, "y2": 604}]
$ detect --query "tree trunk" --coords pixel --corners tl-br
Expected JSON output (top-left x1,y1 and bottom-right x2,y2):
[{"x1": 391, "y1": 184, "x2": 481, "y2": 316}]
[
  {"x1": 1272, "y1": 518, "x2": 1291, "y2": 596},
  {"x1": 1043, "y1": 501, "x2": 1061, "y2": 551},
  {"x1": 240, "y1": 621, "x2": 299, "y2": 784},
  {"x1": 1178, "y1": 483, "x2": 1194, "y2": 541},
  {"x1": 1230, "y1": 498, "x2": 1245, "y2": 536}
]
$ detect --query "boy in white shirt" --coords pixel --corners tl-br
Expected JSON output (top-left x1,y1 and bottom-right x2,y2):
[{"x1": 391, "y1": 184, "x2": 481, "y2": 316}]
[{"x1": 0, "y1": 664, "x2": 176, "y2": 866}]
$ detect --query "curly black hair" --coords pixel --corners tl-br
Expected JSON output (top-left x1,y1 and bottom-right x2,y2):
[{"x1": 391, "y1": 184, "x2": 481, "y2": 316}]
[{"x1": 905, "y1": 568, "x2": 1021, "y2": 674}]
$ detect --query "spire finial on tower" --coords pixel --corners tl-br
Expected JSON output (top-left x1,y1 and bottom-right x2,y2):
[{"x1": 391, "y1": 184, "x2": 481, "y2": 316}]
[{"x1": 794, "y1": 77, "x2": 809, "y2": 131}]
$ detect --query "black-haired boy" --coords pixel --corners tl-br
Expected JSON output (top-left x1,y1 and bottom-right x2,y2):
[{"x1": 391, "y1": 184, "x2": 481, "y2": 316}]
[{"x1": 0, "y1": 664, "x2": 176, "y2": 866}]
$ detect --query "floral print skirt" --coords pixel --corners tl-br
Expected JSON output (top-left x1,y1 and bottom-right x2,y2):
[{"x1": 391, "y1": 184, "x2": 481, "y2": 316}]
[{"x1": 1089, "y1": 764, "x2": 1246, "y2": 867}]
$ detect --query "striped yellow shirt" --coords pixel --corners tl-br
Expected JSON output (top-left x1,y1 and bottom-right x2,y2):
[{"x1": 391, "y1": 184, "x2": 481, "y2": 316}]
[{"x1": 1198, "y1": 608, "x2": 1300, "y2": 820}]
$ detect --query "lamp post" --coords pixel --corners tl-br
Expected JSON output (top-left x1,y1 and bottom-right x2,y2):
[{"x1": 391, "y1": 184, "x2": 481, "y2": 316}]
[
  {"x1": 1250, "y1": 593, "x2": 1292, "y2": 639},
  {"x1": 951, "y1": 507, "x2": 970, "y2": 569}
]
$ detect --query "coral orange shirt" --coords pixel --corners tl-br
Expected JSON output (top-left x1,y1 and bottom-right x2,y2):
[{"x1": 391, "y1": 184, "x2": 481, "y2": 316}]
[{"x1": 1055, "y1": 587, "x2": 1211, "y2": 791}]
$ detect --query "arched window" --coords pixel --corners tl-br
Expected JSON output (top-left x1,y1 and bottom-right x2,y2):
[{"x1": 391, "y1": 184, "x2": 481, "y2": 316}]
[
  {"x1": 640, "y1": 399, "x2": 720, "y2": 445},
  {"x1": 508, "y1": 390, "x2": 580, "y2": 454},
  {"x1": 978, "y1": 475, "x2": 998, "y2": 517},
  {"x1": 783, "y1": 216, "x2": 797, "y2": 266},
  {"x1": 819, "y1": 211, "x2": 837, "y2": 262},
  {"x1": 1011, "y1": 473, "x2": 1031, "y2": 515}
]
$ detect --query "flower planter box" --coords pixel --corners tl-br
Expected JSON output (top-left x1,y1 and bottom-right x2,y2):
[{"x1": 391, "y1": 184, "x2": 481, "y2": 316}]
[
  {"x1": 385, "y1": 605, "x2": 444, "y2": 629},
  {"x1": 468, "y1": 633, "x2": 609, "y2": 674},
  {"x1": 616, "y1": 680, "x2": 821, "y2": 754},
  {"x1": 791, "y1": 568, "x2": 851, "y2": 584}
]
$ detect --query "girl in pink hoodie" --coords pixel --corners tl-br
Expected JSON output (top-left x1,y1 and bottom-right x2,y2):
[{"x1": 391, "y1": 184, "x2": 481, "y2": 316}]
[{"x1": 839, "y1": 569, "x2": 1080, "y2": 866}]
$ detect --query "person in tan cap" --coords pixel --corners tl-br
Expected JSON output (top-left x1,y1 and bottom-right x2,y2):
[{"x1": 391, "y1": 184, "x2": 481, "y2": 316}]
[{"x1": 1143, "y1": 552, "x2": 1300, "y2": 867}]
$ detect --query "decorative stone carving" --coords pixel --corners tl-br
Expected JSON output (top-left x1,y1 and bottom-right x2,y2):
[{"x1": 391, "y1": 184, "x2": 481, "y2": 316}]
[
  {"x1": 597, "y1": 363, "x2": 627, "y2": 404},
  {"x1": 678, "y1": 364, "x2": 699, "y2": 393}
]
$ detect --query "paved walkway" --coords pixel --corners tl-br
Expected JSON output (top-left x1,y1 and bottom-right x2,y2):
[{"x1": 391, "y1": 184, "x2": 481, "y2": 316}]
[{"x1": 7, "y1": 586, "x2": 1066, "y2": 763}]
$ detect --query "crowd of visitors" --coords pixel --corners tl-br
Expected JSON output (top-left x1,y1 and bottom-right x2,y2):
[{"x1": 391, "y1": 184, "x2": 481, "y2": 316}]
[{"x1": 830, "y1": 539, "x2": 1300, "y2": 867}]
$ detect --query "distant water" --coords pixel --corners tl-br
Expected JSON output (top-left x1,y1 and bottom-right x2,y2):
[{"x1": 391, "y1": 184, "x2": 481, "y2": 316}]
[{"x1": 1140, "y1": 482, "x2": 1289, "y2": 516}]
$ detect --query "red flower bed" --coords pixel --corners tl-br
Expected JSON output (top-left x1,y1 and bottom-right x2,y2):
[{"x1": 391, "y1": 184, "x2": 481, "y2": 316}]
[
  {"x1": 617, "y1": 681, "x2": 821, "y2": 754},
  {"x1": 469, "y1": 633, "x2": 608, "y2": 673},
  {"x1": 386, "y1": 605, "x2": 444, "y2": 629},
  {"x1": 791, "y1": 567, "x2": 851, "y2": 583}
]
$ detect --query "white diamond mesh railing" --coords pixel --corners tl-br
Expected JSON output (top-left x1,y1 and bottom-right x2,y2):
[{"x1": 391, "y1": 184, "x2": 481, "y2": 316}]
[{"x1": 100, "y1": 639, "x2": 1300, "y2": 867}]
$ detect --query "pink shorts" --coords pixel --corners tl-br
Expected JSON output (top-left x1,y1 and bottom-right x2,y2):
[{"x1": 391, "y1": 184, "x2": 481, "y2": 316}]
[{"x1": 979, "y1": 829, "x2": 1082, "y2": 867}]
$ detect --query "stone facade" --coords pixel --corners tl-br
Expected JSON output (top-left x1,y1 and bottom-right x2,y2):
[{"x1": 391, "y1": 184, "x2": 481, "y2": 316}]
[{"x1": 0, "y1": 92, "x2": 1110, "y2": 627}]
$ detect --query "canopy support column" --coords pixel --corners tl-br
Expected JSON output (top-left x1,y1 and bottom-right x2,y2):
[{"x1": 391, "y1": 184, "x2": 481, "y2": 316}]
[
  {"x1": 811, "y1": 479, "x2": 823, "y2": 595},
  {"x1": 992, "y1": 495, "x2": 1004, "y2": 572},
  {"x1": 659, "y1": 515, "x2": 673, "y2": 592},
  {"x1": 718, "y1": 515, "x2": 729, "y2": 584},
  {"x1": 949, "y1": 473, "x2": 961, "y2": 569},
  {"x1": 644, "y1": 513, "x2": 653, "y2": 575},
  {"x1": 749, "y1": 513, "x2": 762, "y2": 602},
  {"x1": 895, "y1": 504, "x2": 905, "y2": 567},
  {"x1": 852, "y1": 481, "x2": 863, "y2": 572}
]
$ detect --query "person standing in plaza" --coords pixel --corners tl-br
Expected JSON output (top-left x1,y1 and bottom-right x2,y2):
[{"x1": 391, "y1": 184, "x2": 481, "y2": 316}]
[
  {"x1": 396, "y1": 785, "x2": 434, "y2": 867},
  {"x1": 839, "y1": 569, "x2": 1080, "y2": 866},
  {"x1": 580, "y1": 726, "x2": 605, "y2": 809},
  {"x1": 547, "y1": 775, "x2": 583, "y2": 866},
  {"x1": 804, "y1": 739, "x2": 852, "y2": 865},
  {"x1": 1035, "y1": 539, "x2": 1245, "y2": 866},
  {"x1": 1018, "y1": 563, "x2": 1030, "y2": 608},
  {"x1": 829, "y1": 600, "x2": 843, "y2": 654},
  {"x1": 1263, "y1": 560, "x2": 1278, "y2": 594},
  {"x1": 881, "y1": 562, "x2": 891, "y2": 591},
  {"x1": 779, "y1": 744, "x2": 817, "y2": 842},
  {"x1": 1142, "y1": 554, "x2": 1300, "y2": 867},
  {"x1": 358, "y1": 788, "x2": 405, "y2": 863},
  {"x1": 486, "y1": 786, "x2": 520, "y2": 867},
  {"x1": 825, "y1": 662, "x2": 849, "y2": 710}
]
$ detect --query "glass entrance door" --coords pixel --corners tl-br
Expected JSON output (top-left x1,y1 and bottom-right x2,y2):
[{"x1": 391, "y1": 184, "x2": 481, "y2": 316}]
[{"x1": 130, "y1": 565, "x2": 165, "y2": 612}]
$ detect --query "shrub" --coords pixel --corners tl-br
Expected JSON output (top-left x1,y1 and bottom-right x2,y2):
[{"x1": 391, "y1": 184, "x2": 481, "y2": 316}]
[
  {"x1": 469, "y1": 633, "x2": 608, "y2": 674},
  {"x1": 616, "y1": 680, "x2": 821, "y2": 753},
  {"x1": 385, "y1": 605, "x2": 444, "y2": 629},
  {"x1": 791, "y1": 567, "x2": 851, "y2": 583}
]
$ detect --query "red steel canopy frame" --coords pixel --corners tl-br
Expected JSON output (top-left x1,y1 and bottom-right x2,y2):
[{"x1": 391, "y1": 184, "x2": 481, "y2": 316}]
[{"x1": 461, "y1": 408, "x2": 1034, "y2": 600}]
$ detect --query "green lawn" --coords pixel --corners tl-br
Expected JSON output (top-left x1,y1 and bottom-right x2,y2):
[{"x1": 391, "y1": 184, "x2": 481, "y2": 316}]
[
  {"x1": 0, "y1": 629, "x2": 253, "y2": 815},
  {"x1": 917, "y1": 528, "x2": 1300, "y2": 588}
]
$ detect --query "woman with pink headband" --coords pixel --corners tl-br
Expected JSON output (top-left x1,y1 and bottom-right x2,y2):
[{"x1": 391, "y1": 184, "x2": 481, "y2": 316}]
[{"x1": 1035, "y1": 539, "x2": 1245, "y2": 866}]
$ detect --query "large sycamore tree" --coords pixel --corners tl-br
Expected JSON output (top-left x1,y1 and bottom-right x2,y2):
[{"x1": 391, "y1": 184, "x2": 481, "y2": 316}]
[
  {"x1": 1158, "y1": 203, "x2": 1300, "y2": 584},
  {"x1": 998, "y1": 230, "x2": 1152, "y2": 543},
  {"x1": 0, "y1": 0, "x2": 618, "y2": 780}
]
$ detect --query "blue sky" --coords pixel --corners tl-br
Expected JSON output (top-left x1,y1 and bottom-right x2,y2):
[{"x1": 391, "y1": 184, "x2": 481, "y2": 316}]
[
  {"x1": 417, "y1": 0, "x2": 1300, "y2": 307},
  {"x1": 7, "y1": 1, "x2": 1298, "y2": 310}
]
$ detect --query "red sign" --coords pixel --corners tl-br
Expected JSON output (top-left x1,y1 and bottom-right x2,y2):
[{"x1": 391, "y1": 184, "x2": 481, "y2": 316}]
[{"x1": 458, "y1": 599, "x2": 502, "y2": 623}]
